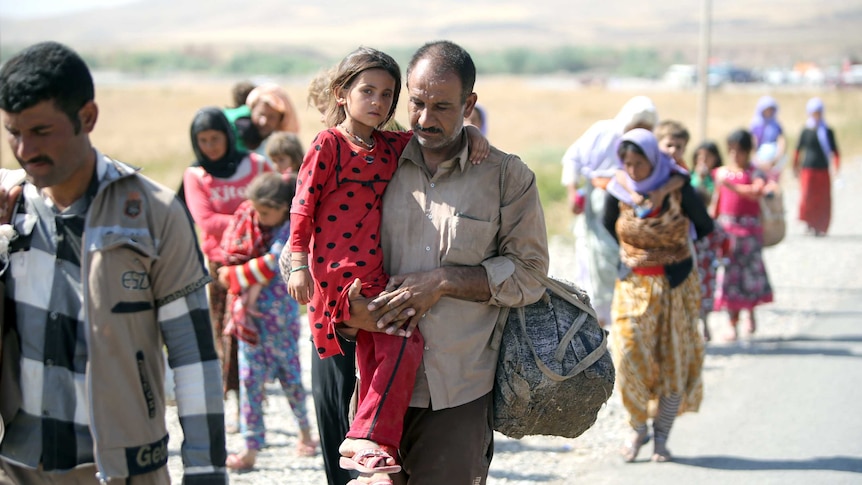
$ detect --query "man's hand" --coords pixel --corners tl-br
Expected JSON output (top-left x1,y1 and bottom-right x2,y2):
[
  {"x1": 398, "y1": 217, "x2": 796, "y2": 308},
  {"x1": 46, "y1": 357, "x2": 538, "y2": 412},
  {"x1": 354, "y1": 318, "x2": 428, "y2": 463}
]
[
  {"x1": 346, "y1": 267, "x2": 489, "y2": 338},
  {"x1": 345, "y1": 278, "x2": 415, "y2": 336},
  {"x1": 372, "y1": 270, "x2": 448, "y2": 338},
  {"x1": 0, "y1": 185, "x2": 22, "y2": 225}
]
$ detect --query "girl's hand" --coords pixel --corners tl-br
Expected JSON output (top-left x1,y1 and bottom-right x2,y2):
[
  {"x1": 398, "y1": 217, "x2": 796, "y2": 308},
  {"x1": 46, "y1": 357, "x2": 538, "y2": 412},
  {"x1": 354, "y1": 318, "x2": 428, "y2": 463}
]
[
  {"x1": 245, "y1": 284, "x2": 263, "y2": 317},
  {"x1": 216, "y1": 266, "x2": 231, "y2": 288},
  {"x1": 465, "y1": 124, "x2": 490, "y2": 163},
  {"x1": 288, "y1": 268, "x2": 313, "y2": 305},
  {"x1": 376, "y1": 271, "x2": 444, "y2": 338},
  {"x1": 760, "y1": 180, "x2": 778, "y2": 198},
  {"x1": 719, "y1": 174, "x2": 738, "y2": 192}
]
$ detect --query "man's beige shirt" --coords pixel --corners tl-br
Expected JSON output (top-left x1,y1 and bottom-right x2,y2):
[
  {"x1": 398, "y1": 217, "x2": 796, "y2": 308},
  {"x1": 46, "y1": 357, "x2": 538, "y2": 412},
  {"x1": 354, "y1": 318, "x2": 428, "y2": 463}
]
[{"x1": 381, "y1": 134, "x2": 549, "y2": 410}]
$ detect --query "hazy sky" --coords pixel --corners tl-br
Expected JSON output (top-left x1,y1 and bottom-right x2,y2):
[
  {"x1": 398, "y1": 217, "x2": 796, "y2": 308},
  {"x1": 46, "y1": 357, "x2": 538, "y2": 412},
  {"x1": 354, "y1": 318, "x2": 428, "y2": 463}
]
[{"x1": 0, "y1": 0, "x2": 138, "y2": 19}]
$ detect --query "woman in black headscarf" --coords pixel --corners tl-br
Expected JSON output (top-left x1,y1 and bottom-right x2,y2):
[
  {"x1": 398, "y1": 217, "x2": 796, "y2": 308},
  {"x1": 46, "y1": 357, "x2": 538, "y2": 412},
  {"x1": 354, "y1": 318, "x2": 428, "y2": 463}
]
[{"x1": 182, "y1": 107, "x2": 272, "y2": 425}]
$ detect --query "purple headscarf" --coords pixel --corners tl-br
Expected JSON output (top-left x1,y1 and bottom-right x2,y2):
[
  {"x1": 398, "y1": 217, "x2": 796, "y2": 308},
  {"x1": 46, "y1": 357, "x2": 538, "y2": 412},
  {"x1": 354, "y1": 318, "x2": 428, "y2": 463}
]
[
  {"x1": 606, "y1": 128, "x2": 674, "y2": 206},
  {"x1": 805, "y1": 97, "x2": 833, "y2": 161},
  {"x1": 750, "y1": 95, "x2": 782, "y2": 145}
]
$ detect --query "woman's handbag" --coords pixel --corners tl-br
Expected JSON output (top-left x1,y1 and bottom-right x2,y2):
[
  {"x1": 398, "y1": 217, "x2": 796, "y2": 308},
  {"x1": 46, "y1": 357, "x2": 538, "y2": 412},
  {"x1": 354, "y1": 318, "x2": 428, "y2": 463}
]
[
  {"x1": 760, "y1": 185, "x2": 786, "y2": 247},
  {"x1": 493, "y1": 273, "x2": 615, "y2": 439}
]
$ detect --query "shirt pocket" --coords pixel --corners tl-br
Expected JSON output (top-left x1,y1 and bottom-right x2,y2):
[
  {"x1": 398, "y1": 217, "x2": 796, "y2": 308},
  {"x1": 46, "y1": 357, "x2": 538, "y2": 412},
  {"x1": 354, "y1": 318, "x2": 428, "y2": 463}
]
[
  {"x1": 441, "y1": 214, "x2": 497, "y2": 266},
  {"x1": 91, "y1": 232, "x2": 157, "y2": 313}
]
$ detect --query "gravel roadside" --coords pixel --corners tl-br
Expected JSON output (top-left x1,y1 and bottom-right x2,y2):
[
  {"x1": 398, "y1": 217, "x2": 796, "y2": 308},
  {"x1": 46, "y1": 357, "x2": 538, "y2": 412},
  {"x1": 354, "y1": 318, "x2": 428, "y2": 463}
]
[{"x1": 167, "y1": 158, "x2": 860, "y2": 484}]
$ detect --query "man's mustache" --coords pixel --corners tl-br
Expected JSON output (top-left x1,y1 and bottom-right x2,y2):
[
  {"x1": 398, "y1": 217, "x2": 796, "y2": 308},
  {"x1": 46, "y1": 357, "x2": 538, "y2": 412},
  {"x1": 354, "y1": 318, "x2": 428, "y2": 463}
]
[
  {"x1": 413, "y1": 125, "x2": 442, "y2": 134},
  {"x1": 22, "y1": 155, "x2": 54, "y2": 166}
]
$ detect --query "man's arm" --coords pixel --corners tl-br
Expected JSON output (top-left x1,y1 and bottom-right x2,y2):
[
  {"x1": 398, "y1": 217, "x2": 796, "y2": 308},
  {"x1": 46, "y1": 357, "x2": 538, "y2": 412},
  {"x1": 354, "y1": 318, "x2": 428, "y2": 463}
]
[
  {"x1": 482, "y1": 155, "x2": 549, "y2": 306},
  {"x1": 345, "y1": 266, "x2": 490, "y2": 337},
  {"x1": 151, "y1": 196, "x2": 227, "y2": 483},
  {"x1": 348, "y1": 154, "x2": 549, "y2": 336},
  {"x1": 159, "y1": 291, "x2": 228, "y2": 484}
]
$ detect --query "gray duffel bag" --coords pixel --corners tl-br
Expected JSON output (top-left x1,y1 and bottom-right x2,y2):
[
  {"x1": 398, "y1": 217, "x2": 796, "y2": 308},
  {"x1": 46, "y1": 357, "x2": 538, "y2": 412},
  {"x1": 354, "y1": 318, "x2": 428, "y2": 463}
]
[{"x1": 493, "y1": 274, "x2": 615, "y2": 439}]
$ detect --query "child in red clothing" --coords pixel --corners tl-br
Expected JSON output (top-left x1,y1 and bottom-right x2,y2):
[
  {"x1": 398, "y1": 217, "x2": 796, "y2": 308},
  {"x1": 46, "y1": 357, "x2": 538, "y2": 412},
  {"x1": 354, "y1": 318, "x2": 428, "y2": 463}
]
[
  {"x1": 286, "y1": 47, "x2": 487, "y2": 483},
  {"x1": 713, "y1": 129, "x2": 775, "y2": 340}
]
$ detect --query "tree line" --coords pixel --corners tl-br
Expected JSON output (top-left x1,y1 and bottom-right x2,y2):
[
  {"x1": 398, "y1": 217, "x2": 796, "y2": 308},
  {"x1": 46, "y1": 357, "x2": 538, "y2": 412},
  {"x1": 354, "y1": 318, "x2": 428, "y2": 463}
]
[{"x1": 0, "y1": 44, "x2": 669, "y2": 78}]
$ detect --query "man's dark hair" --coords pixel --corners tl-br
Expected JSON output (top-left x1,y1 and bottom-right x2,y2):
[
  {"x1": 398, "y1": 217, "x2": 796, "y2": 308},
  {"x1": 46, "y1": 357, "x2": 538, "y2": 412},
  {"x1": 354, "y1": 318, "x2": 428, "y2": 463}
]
[
  {"x1": 0, "y1": 41, "x2": 94, "y2": 133},
  {"x1": 407, "y1": 41, "x2": 476, "y2": 103}
]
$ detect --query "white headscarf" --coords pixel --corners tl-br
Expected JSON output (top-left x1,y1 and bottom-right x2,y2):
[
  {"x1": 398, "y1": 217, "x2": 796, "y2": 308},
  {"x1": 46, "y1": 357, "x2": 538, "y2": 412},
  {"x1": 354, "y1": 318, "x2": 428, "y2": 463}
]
[
  {"x1": 560, "y1": 96, "x2": 659, "y2": 184},
  {"x1": 613, "y1": 96, "x2": 659, "y2": 135}
]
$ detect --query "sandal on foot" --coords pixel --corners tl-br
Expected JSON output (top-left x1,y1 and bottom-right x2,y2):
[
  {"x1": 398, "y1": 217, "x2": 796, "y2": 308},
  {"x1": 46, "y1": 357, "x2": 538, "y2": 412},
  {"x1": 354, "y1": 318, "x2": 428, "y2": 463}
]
[
  {"x1": 620, "y1": 431, "x2": 651, "y2": 463},
  {"x1": 226, "y1": 452, "x2": 255, "y2": 471},
  {"x1": 340, "y1": 448, "x2": 401, "y2": 474}
]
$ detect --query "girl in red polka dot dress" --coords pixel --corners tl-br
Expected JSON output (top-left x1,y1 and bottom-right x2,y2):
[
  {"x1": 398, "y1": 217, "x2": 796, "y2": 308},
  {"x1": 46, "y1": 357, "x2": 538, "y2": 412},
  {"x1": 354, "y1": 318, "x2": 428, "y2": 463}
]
[{"x1": 286, "y1": 47, "x2": 488, "y2": 482}]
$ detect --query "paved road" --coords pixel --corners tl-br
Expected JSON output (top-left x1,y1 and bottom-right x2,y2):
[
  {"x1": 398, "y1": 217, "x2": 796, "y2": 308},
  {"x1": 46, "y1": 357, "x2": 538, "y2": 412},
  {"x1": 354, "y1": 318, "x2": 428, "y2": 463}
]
[
  {"x1": 546, "y1": 160, "x2": 862, "y2": 485},
  {"x1": 571, "y1": 295, "x2": 862, "y2": 485}
]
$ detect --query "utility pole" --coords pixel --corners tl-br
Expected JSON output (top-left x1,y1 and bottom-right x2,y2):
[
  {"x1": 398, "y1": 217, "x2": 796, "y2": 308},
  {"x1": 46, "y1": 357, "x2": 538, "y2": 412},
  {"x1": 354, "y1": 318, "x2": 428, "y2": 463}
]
[{"x1": 697, "y1": 0, "x2": 712, "y2": 142}]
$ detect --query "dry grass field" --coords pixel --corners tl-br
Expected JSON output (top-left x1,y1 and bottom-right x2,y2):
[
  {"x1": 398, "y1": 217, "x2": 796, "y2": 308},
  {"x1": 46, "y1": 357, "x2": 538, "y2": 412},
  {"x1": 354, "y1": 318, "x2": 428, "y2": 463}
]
[{"x1": 1, "y1": 76, "x2": 860, "y2": 235}]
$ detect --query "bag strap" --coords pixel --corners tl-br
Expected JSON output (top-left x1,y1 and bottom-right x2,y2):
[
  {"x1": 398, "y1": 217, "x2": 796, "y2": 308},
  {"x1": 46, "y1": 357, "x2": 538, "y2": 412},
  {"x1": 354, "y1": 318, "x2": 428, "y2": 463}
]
[
  {"x1": 515, "y1": 273, "x2": 608, "y2": 383},
  {"x1": 515, "y1": 305, "x2": 608, "y2": 382},
  {"x1": 533, "y1": 273, "x2": 598, "y2": 320}
]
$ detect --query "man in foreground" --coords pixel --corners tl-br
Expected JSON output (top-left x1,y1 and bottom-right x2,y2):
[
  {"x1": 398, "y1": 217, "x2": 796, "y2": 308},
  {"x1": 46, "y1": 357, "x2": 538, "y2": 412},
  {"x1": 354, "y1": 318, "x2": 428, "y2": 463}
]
[
  {"x1": 0, "y1": 41, "x2": 227, "y2": 484},
  {"x1": 344, "y1": 40, "x2": 549, "y2": 484}
]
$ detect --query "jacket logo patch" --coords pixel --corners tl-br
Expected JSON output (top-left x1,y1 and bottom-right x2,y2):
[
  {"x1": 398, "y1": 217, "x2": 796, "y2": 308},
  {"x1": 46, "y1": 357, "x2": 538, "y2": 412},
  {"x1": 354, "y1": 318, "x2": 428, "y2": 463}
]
[
  {"x1": 125, "y1": 435, "x2": 169, "y2": 475},
  {"x1": 124, "y1": 192, "x2": 143, "y2": 218},
  {"x1": 136, "y1": 441, "x2": 167, "y2": 467},
  {"x1": 122, "y1": 271, "x2": 151, "y2": 290}
]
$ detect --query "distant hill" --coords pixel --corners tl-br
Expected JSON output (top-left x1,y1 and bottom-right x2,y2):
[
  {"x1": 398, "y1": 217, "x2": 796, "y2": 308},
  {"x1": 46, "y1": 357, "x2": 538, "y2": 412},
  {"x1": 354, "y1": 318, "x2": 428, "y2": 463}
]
[{"x1": 1, "y1": 0, "x2": 860, "y2": 66}]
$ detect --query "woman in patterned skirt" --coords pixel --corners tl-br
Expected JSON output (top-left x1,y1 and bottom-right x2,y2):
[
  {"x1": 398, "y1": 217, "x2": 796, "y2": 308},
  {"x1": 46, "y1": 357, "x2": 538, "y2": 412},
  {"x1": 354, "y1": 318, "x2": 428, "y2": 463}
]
[{"x1": 603, "y1": 129, "x2": 714, "y2": 463}]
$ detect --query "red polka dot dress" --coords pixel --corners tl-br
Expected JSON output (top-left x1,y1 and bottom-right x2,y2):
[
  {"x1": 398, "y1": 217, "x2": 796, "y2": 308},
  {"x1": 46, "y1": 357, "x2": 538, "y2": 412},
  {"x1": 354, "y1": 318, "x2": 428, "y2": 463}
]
[{"x1": 290, "y1": 128, "x2": 412, "y2": 357}]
